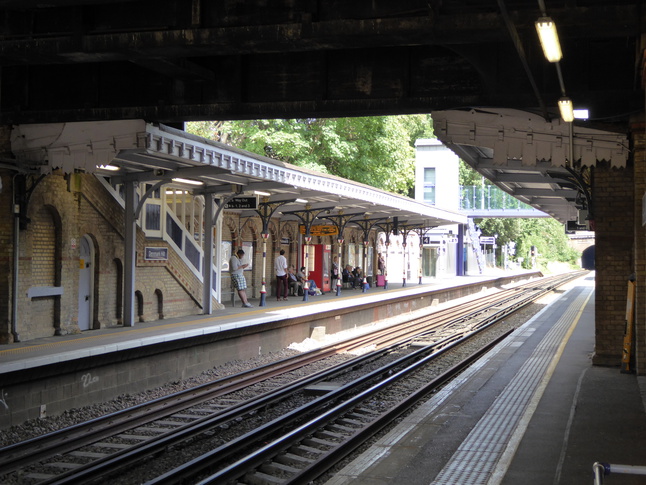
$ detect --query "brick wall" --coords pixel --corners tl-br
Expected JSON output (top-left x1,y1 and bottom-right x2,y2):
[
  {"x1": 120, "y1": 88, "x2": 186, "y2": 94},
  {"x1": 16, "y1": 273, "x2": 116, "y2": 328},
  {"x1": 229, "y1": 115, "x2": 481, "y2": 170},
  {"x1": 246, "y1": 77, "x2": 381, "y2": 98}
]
[
  {"x1": 593, "y1": 161, "x2": 634, "y2": 365},
  {"x1": 0, "y1": 171, "x2": 14, "y2": 344},
  {"x1": 1, "y1": 171, "x2": 223, "y2": 342},
  {"x1": 1, "y1": 169, "x2": 380, "y2": 342}
]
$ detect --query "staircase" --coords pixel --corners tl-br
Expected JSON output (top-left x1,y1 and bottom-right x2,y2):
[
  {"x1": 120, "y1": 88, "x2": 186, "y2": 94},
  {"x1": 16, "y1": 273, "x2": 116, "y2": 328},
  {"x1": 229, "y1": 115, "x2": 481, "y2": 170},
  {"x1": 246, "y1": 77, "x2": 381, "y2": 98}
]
[
  {"x1": 97, "y1": 175, "x2": 215, "y2": 296},
  {"x1": 467, "y1": 218, "x2": 485, "y2": 274}
]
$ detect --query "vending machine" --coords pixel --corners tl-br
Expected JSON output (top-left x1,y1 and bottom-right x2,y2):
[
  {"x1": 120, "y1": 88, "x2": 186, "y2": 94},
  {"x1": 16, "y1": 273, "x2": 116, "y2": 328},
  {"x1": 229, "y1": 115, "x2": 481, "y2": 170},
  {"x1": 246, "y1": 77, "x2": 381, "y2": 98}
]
[{"x1": 302, "y1": 244, "x2": 331, "y2": 292}]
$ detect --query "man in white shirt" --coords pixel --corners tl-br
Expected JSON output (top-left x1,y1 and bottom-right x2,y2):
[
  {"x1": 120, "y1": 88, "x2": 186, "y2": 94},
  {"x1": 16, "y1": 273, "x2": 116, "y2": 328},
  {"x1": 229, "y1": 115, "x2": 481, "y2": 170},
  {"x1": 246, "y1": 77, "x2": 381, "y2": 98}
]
[
  {"x1": 230, "y1": 249, "x2": 253, "y2": 308},
  {"x1": 274, "y1": 249, "x2": 288, "y2": 301}
]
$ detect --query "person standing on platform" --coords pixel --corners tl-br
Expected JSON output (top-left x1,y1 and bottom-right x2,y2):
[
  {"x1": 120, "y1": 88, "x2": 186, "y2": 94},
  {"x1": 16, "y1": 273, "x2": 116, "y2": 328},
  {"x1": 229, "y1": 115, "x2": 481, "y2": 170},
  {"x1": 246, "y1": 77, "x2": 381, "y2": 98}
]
[
  {"x1": 274, "y1": 249, "x2": 289, "y2": 301},
  {"x1": 230, "y1": 249, "x2": 253, "y2": 308},
  {"x1": 331, "y1": 256, "x2": 339, "y2": 286}
]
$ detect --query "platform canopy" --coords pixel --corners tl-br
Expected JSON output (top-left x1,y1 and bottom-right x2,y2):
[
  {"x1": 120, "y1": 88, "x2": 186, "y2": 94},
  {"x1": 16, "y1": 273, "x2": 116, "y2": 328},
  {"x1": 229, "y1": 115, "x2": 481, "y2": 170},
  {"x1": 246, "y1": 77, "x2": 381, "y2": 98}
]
[
  {"x1": 9, "y1": 119, "x2": 466, "y2": 228},
  {"x1": 432, "y1": 108, "x2": 629, "y2": 225}
]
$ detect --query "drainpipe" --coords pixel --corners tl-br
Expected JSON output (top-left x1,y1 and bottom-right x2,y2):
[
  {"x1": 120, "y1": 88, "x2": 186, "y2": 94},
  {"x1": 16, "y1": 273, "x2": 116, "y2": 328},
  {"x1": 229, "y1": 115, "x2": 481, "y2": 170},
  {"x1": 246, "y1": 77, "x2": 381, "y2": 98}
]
[{"x1": 11, "y1": 174, "x2": 20, "y2": 342}]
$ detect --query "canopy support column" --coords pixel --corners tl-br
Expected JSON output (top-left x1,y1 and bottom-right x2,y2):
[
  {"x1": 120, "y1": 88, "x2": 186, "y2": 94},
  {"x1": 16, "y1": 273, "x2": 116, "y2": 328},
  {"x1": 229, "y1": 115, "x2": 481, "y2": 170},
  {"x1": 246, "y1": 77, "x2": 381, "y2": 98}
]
[
  {"x1": 203, "y1": 193, "x2": 214, "y2": 314},
  {"x1": 123, "y1": 180, "x2": 137, "y2": 327}
]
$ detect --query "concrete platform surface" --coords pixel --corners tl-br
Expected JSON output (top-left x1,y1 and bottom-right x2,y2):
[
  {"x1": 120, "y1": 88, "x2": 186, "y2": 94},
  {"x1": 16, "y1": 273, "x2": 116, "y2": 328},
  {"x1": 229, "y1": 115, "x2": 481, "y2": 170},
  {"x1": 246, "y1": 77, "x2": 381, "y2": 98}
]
[{"x1": 325, "y1": 273, "x2": 646, "y2": 485}]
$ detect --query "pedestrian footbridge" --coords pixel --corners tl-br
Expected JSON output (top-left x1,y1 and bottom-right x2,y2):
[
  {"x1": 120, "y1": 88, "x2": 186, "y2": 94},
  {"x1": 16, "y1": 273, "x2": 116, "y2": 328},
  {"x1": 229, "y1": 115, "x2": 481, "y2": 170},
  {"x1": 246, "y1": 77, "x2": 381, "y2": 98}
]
[{"x1": 460, "y1": 185, "x2": 550, "y2": 218}]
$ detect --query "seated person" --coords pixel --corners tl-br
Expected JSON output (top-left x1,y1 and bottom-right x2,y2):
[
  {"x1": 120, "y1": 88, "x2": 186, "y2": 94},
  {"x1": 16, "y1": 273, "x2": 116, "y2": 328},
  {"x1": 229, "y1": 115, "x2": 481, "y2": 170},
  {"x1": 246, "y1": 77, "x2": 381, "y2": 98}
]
[
  {"x1": 307, "y1": 278, "x2": 321, "y2": 296},
  {"x1": 296, "y1": 266, "x2": 307, "y2": 284},
  {"x1": 352, "y1": 266, "x2": 364, "y2": 288},
  {"x1": 287, "y1": 266, "x2": 302, "y2": 296},
  {"x1": 342, "y1": 265, "x2": 354, "y2": 287}
]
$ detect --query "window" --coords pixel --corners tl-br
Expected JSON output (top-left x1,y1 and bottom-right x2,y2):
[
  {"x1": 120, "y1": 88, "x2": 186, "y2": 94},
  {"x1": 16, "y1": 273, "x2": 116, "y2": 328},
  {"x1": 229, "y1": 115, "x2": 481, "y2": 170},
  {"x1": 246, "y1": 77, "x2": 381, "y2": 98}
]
[{"x1": 424, "y1": 167, "x2": 436, "y2": 204}]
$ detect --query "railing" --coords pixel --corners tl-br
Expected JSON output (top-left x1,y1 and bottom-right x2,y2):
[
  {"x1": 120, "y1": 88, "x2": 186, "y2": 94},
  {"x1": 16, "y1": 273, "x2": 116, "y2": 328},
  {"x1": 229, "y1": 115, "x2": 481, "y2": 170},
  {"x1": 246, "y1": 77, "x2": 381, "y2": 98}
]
[{"x1": 460, "y1": 185, "x2": 535, "y2": 211}]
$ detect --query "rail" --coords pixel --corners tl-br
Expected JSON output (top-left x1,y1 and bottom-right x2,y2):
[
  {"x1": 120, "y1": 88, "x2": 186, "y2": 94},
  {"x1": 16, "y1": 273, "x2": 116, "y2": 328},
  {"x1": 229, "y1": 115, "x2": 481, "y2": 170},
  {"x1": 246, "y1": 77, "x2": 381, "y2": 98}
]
[{"x1": 0, "y1": 271, "x2": 587, "y2": 484}]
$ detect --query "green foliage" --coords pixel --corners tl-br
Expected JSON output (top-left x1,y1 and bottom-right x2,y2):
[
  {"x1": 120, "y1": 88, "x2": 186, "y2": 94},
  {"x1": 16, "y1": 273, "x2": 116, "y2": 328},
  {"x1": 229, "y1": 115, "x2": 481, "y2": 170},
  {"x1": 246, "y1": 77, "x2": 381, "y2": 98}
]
[
  {"x1": 477, "y1": 217, "x2": 581, "y2": 268},
  {"x1": 459, "y1": 160, "x2": 491, "y2": 187},
  {"x1": 187, "y1": 115, "x2": 434, "y2": 196}
]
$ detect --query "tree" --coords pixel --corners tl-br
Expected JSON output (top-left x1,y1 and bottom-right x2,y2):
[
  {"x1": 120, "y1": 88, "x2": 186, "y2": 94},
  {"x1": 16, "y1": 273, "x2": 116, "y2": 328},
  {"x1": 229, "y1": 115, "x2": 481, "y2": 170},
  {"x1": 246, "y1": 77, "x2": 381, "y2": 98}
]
[
  {"x1": 476, "y1": 217, "x2": 580, "y2": 269},
  {"x1": 187, "y1": 115, "x2": 434, "y2": 196},
  {"x1": 459, "y1": 160, "x2": 488, "y2": 187},
  {"x1": 461, "y1": 160, "x2": 580, "y2": 269}
]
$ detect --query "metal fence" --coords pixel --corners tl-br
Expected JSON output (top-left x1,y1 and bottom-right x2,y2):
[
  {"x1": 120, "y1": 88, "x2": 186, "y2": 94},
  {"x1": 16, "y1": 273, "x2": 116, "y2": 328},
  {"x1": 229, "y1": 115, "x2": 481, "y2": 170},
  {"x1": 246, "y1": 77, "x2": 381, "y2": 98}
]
[{"x1": 460, "y1": 185, "x2": 535, "y2": 212}]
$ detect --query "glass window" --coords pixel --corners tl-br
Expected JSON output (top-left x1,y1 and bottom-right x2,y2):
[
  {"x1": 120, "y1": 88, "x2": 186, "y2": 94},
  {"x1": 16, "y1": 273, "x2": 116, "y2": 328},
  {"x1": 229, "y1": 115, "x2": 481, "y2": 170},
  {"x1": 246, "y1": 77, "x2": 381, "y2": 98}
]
[{"x1": 424, "y1": 167, "x2": 436, "y2": 204}]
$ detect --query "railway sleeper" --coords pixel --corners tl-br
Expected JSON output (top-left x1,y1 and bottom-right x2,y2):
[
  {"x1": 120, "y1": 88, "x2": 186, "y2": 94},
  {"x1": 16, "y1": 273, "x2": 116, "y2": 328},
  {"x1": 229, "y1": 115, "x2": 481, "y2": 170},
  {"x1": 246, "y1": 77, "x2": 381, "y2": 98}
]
[
  {"x1": 302, "y1": 436, "x2": 336, "y2": 448},
  {"x1": 259, "y1": 461, "x2": 301, "y2": 476},
  {"x1": 315, "y1": 430, "x2": 346, "y2": 441},
  {"x1": 141, "y1": 426, "x2": 178, "y2": 434},
  {"x1": 244, "y1": 470, "x2": 284, "y2": 484},
  {"x1": 275, "y1": 452, "x2": 314, "y2": 466},
  {"x1": 44, "y1": 461, "x2": 82, "y2": 470},
  {"x1": 292, "y1": 444, "x2": 328, "y2": 456},
  {"x1": 337, "y1": 417, "x2": 364, "y2": 426},
  {"x1": 92, "y1": 442, "x2": 130, "y2": 450},
  {"x1": 192, "y1": 405, "x2": 229, "y2": 412},
  {"x1": 69, "y1": 450, "x2": 110, "y2": 459},
  {"x1": 24, "y1": 472, "x2": 56, "y2": 480},
  {"x1": 171, "y1": 413, "x2": 209, "y2": 420},
  {"x1": 155, "y1": 419, "x2": 190, "y2": 426},
  {"x1": 327, "y1": 423, "x2": 357, "y2": 434},
  {"x1": 351, "y1": 407, "x2": 379, "y2": 417},
  {"x1": 116, "y1": 433, "x2": 153, "y2": 441}
]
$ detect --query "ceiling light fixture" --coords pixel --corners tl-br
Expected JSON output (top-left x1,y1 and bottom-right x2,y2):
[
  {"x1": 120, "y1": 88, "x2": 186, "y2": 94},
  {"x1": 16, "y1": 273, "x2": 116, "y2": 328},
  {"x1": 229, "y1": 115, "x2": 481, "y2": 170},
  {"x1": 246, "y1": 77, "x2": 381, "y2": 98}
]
[
  {"x1": 558, "y1": 97, "x2": 574, "y2": 122},
  {"x1": 295, "y1": 198, "x2": 308, "y2": 204},
  {"x1": 254, "y1": 190, "x2": 271, "y2": 196},
  {"x1": 97, "y1": 164, "x2": 120, "y2": 171},
  {"x1": 172, "y1": 177, "x2": 203, "y2": 186},
  {"x1": 535, "y1": 17, "x2": 562, "y2": 63},
  {"x1": 573, "y1": 108, "x2": 589, "y2": 120}
]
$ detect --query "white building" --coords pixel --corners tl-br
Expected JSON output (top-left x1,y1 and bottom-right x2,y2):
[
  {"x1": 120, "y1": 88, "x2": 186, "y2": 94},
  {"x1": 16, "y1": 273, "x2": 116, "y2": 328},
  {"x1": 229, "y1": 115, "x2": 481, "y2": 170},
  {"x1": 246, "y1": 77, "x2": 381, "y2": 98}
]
[
  {"x1": 413, "y1": 138, "x2": 463, "y2": 277},
  {"x1": 379, "y1": 139, "x2": 464, "y2": 283}
]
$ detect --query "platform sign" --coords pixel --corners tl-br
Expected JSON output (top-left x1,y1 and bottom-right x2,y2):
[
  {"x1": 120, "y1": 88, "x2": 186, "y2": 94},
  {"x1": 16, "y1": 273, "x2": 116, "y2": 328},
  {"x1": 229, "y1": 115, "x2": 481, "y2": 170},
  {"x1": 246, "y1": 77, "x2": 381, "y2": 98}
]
[
  {"x1": 224, "y1": 197, "x2": 258, "y2": 210},
  {"x1": 479, "y1": 236, "x2": 495, "y2": 244},
  {"x1": 299, "y1": 225, "x2": 338, "y2": 236}
]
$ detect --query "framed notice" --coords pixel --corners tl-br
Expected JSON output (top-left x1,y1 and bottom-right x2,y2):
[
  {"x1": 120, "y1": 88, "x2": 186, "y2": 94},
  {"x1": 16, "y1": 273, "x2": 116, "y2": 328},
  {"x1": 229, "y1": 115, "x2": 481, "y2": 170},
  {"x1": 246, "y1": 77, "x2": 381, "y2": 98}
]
[
  {"x1": 222, "y1": 241, "x2": 232, "y2": 272},
  {"x1": 242, "y1": 241, "x2": 253, "y2": 271}
]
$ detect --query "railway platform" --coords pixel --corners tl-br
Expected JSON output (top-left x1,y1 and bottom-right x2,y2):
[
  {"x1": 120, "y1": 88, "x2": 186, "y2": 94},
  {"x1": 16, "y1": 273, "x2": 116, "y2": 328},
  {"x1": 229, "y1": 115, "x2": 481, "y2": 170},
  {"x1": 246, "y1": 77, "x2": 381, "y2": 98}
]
[
  {"x1": 0, "y1": 270, "x2": 541, "y2": 429},
  {"x1": 0, "y1": 272, "x2": 533, "y2": 373},
  {"x1": 326, "y1": 272, "x2": 646, "y2": 485}
]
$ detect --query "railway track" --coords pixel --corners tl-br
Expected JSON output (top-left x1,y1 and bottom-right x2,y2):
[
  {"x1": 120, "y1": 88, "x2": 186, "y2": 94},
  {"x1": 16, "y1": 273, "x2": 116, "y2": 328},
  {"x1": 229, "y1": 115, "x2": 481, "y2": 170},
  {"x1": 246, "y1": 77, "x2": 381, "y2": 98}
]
[{"x1": 0, "y1": 271, "x2": 586, "y2": 484}]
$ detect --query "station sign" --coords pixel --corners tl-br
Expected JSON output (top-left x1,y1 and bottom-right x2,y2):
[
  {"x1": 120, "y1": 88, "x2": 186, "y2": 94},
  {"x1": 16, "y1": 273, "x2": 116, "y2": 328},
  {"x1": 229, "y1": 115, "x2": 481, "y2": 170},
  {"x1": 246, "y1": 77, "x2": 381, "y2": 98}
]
[
  {"x1": 479, "y1": 236, "x2": 496, "y2": 244},
  {"x1": 566, "y1": 220, "x2": 587, "y2": 232},
  {"x1": 299, "y1": 225, "x2": 339, "y2": 236},
  {"x1": 224, "y1": 197, "x2": 258, "y2": 210},
  {"x1": 145, "y1": 247, "x2": 169, "y2": 260}
]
